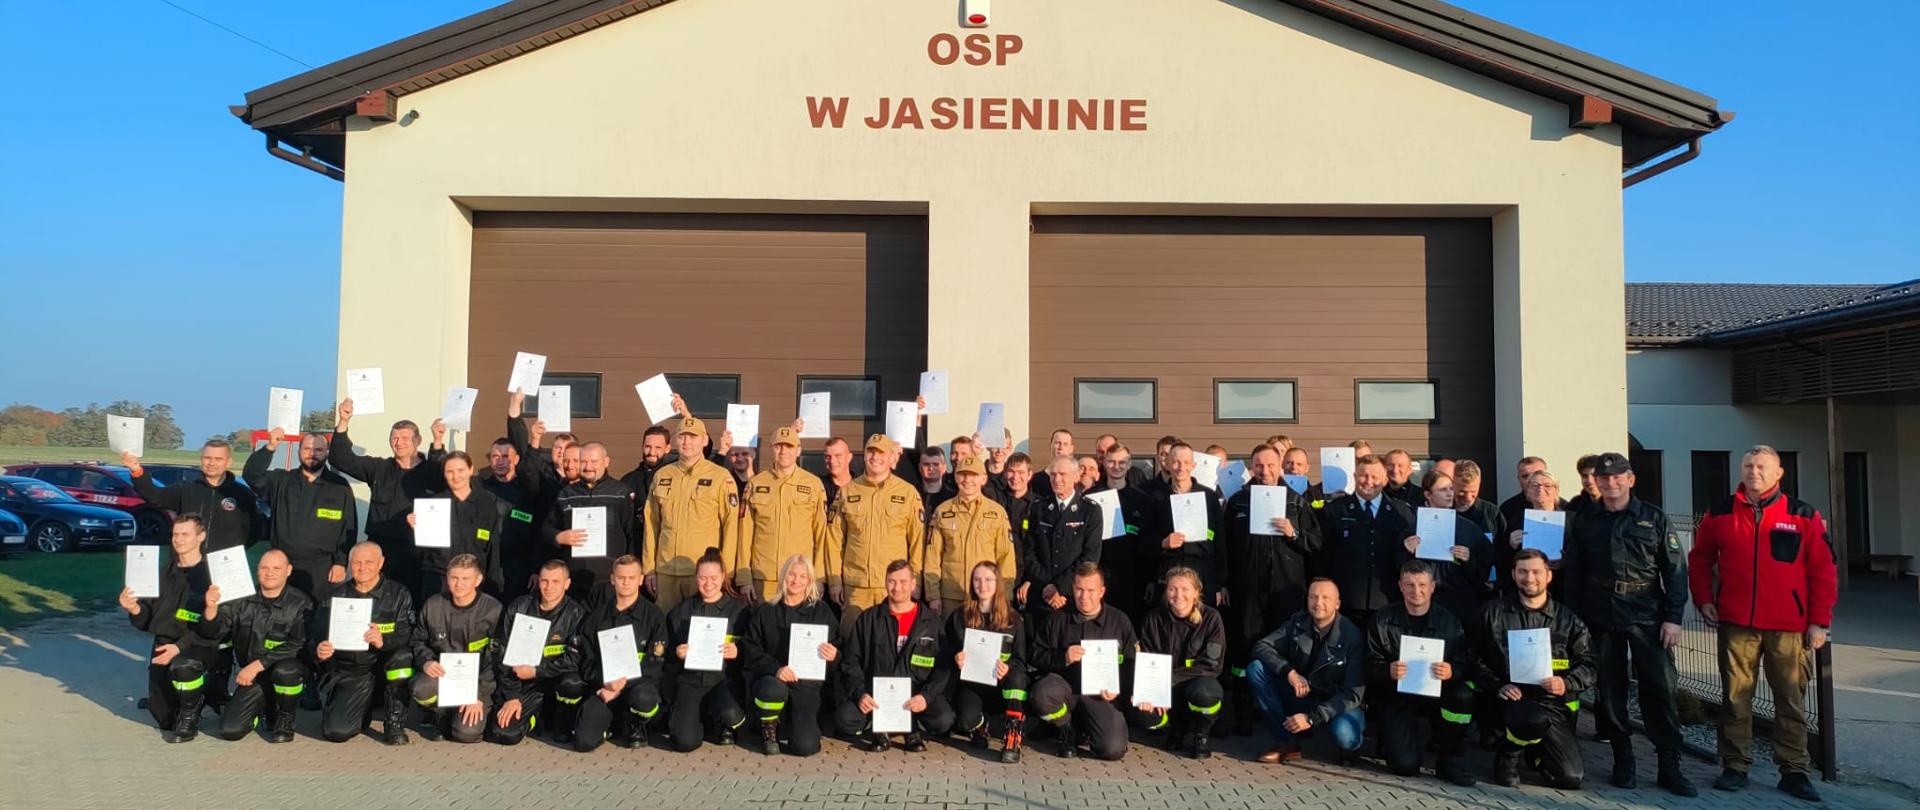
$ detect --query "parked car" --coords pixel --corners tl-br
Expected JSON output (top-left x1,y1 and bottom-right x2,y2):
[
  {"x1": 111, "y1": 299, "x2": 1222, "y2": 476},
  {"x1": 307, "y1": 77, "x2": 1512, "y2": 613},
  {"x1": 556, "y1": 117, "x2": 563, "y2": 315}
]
[
  {"x1": 2, "y1": 462, "x2": 206, "y2": 542},
  {"x1": 0, "y1": 508, "x2": 26, "y2": 553},
  {"x1": 0, "y1": 476, "x2": 138, "y2": 553}
]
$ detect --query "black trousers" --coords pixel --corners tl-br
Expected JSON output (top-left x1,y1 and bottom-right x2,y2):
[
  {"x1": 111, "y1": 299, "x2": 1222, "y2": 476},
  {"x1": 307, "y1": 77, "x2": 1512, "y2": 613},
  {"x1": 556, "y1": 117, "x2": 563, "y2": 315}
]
[
  {"x1": 952, "y1": 668, "x2": 1030, "y2": 735},
  {"x1": 489, "y1": 674, "x2": 588, "y2": 745},
  {"x1": 751, "y1": 675, "x2": 829, "y2": 756},
  {"x1": 1376, "y1": 683, "x2": 1475, "y2": 776},
  {"x1": 667, "y1": 676, "x2": 745, "y2": 752},
  {"x1": 1594, "y1": 622, "x2": 1682, "y2": 752},
  {"x1": 1500, "y1": 698, "x2": 1584, "y2": 788},
  {"x1": 143, "y1": 644, "x2": 218, "y2": 728},
  {"x1": 373, "y1": 534, "x2": 421, "y2": 600},
  {"x1": 575, "y1": 677, "x2": 663, "y2": 752},
  {"x1": 1135, "y1": 676, "x2": 1223, "y2": 738},
  {"x1": 1032, "y1": 673, "x2": 1129, "y2": 760},
  {"x1": 284, "y1": 553, "x2": 335, "y2": 606},
  {"x1": 318, "y1": 649, "x2": 415, "y2": 742},
  {"x1": 833, "y1": 689, "x2": 955, "y2": 738},
  {"x1": 215, "y1": 659, "x2": 306, "y2": 740}
]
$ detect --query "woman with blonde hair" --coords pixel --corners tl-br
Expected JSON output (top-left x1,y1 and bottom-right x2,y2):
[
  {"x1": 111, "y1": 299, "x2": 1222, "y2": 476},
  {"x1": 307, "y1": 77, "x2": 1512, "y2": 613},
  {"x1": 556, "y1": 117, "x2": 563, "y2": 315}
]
[
  {"x1": 1136, "y1": 566, "x2": 1227, "y2": 759},
  {"x1": 739, "y1": 553, "x2": 841, "y2": 756},
  {"x1": 941, "y1": 560, "x2": 1030, "y2": 762}
]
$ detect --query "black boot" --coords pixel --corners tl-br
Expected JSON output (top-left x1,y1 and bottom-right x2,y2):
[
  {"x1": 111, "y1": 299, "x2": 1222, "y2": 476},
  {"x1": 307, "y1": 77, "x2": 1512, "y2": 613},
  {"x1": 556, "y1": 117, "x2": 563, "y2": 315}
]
[
  {"x1": 863, "y1": 732, "x2": 891, "y2": 752},
  {"x1": 969, "y1": 721, "x2": 992, "y2": 749},
  {"x1": 715, "y1": 723, "x2": 735, "y2": 747},
  {"x1": 1000, "y1": 713, "x2": 1025, "y2": 764},
  {"x1": 904, "y1": 732, "x2": 928, "y2": 753},
  {"x1": 266, "y1": 691, "x2": 298, "y2": 744},
  {"x1": 163, "y1": 690, "x2": 205, "y2": 744},
  {"x1": 1492, "y1": 752, "x2": 1521, "y2": 787},
  {"x1": 1189, "y1": 730, "x2": 1212, "y2": 760},
  {"x1": 760, "y1": 718, "x2": 781, "y2": 755},
  {"x1": 381, "y1": 682, "x2": 410, "y2": 746},
  {"x1": 1437, "y1": 755, "x2": 1476, "y2": 787},
  {"x1": 1657, "y1": 752, "x2": 1698, "y2": 797},
  {"x1": 1611, "y1": 742, "x2": 1636, "y2": 788},
  {"x1": 619, "y1": 714, "x2": 652, "y2": 749},
  {"x1": 1057, "y1": 723, "x2": 1078, "y2": 759}
]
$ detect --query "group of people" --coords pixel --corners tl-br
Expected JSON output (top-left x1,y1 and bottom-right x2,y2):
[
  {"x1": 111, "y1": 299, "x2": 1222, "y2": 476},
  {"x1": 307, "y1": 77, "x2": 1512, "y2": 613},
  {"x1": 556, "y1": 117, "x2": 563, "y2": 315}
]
[{"x1": 115, "y1": 390, "x2": 1836, "y2": 802}]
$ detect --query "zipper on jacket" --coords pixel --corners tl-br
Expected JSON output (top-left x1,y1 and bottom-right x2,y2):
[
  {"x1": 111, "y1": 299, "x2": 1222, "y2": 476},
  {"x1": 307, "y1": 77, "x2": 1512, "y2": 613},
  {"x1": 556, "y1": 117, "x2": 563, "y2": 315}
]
[
  {"x1": 1792, "y1": 589, "x2": 1804, "y2": 619},
  {"x1": 1749, "y1": 498, "x2": 1763, "y2": 626}
]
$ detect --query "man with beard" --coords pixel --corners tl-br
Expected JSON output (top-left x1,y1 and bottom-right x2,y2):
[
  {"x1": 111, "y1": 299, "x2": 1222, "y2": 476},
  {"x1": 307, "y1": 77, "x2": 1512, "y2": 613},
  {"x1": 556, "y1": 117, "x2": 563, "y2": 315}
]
[
  {"x1": 1221, "y1": 444, "x2": 1320, "y2": 736},
  {"x1": 242, "y1": 428, "x2": 359, "y2": 599},
  {"x1": 124, "y1": 439, "x2": 257, "y2": 550},
  {"x1": 1471, "y1": 549, "x2": 1595, "y2": 790},
  {"x1": 330, "y1": 398, "x2": 447, "y2": 598}
]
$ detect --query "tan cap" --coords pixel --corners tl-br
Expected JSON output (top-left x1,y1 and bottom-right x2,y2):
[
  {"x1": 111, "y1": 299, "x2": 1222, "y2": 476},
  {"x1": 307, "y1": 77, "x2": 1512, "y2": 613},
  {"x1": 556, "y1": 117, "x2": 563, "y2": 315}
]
[
  {"x1": 953, "y1": 454, "x2": 987, "y2": 477},
  {"x1": 864, "y1": 433, "x2": 899, "y2": 454},
  {"x1": 676, "y1": 417, "x2": 708, "y2": 438},
  {"x1": 772, "y1": 426, "x2": 801, "y2": 447}
]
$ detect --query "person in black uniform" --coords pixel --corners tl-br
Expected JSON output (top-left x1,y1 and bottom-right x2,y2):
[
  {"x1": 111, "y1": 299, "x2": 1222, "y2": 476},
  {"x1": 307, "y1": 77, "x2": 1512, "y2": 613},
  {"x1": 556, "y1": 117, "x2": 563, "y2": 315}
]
[
  {"x1": 1559, "y1": 452, "x2": 1696, "y2": 795},
  {"x1": 313, "y1": 541, "x2": 417, "y2": 745},
  {"x1": 575, "y1": 555, "x2": 670, "y2": 751},
  {"x1": 1471, "y1": 549, "x2": 1595, "y2": 789},
  {"x1": 989, "y1": 452, "x2": 1039, "y2": 551},
  {"x1": 198, "y1": 548, "x2": 311, "y2": 743},
  {"x1": 1316, "y1": 455, "x2": 1414, "y2": 629},
  {"x1": 480, "y1": 422, "x2": 542, "y2": 603},
  {"x1": 407, "y1": 451, "x2": 508, "y2": 601},
  {"x1": 1030, "y1": 563, "x2": 1139, "y2": 761},
  {"x1": 1365, "y1": 561, "x2": 1482, "y2": 786},
  {"x1": 1280, "y1": 447, "x2": 1329, "y2": 510},
  {"x1": 941, "y1": 560, "x2": 1029, "y2": 762},
  {"x1": 664, "y1": 548, "x2": 749, "y2": 751},
  {"x1": 1020, "y1": 461, "x2": 1102, "y2": 619},
  {"x1": 489, "y1": 560, "x2": 589, "y2": 745},
  {"x1": 1400, "y1": 469, "x2": 1495, "y2": 623},
  {"x1": 241, "y1": 428, "x2": 359, "y2": 601},
  {"x1": 118, "y1": 515, "x2": 217, "y2": 743},
  {"x1": 1221, "y1": 444, "x2": 1320, "y2": 736},
  {"x1": 123, "y1": 440, "x2": 257, "y2": 550},
  {"x1": 1135, "y1": 567, "x2": 1227, "y2": 759},
  {"x1": 410, "y1": 554, "x2": 503, "y2": 743},
  {"x1": 836, "y1": 559, "x2": 953, "y2": 752},
  {"x1": 1451, "y1": 461, "x2": 1501, "y2": 538},
  {"x1": 1381, "y1": 449, "x2": 1423, "y2": 507},
  {"x1": 1134, "y1": 443, "x2": 1223, "y2": 612},
  {"x1": 543, "y1": 442, "x2": 637, "y2": 601},
  {"x1": 741, "y1": 553, "x2": 842, "y2": 756},
  {"x1": 329, "y1": 398, "x2": 446, "y2": 599}
]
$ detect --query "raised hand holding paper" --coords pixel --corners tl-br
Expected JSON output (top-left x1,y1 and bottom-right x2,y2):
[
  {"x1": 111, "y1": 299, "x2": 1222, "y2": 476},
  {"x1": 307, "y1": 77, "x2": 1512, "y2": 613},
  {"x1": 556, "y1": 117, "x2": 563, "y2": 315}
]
[
  {"x1": 918, "y1": 370, "x2": 950, "y2": 415},
  {"x1": 1084, "y1": 489, "x2": 1123, "y2": 540},
  {"x1": 1522, "y1": 509, "x2": 1567, "y2": 561},
  {"x1": 797, "y1": 393, "x2": 831, "y2": 438},
  {"x1": 726, "y1": 404, "x2": 760, "y2": 447},
  {"x1": 413, "y1": 498, "x2": 452, "y2": 549},
  {"x1": 1414, "y1": 507, "x2": 1456, "y2": 561},
  {"x1": 502, "y1": 613, "x2": 552, "y2": 667},
  {"x1": 961, "y1": 628, "x2": 1008, "y2": 686},
  {"x1": 1079, "y1": 639, "x2": 1121, "y2": 695},
  {"x1": 1320, "y1": 447, "x2": 1356, "y2": 495},
  {"x1": 572, "y1": 506, "x2": 607, "y2": 557},
  {"x1": 788, "y1": 623, "x2": 830, "y2": 681},
  {"x1": 267, "y1": 387, "x2": 303, "y2": 435},
  {"x1": 507, "y1": 351, "x2": 547, "y2": 394},
  {"x1": 125, "y1": 545, "x2": 160, "y2": 598},
  {"x1": 537, "y1": 385, "x2": 572, "y2": 433},
  {"x1": 1133, "y1": 652, "x2": 1173, "y2": 709},
  {"x1": 345, "y1": 368, "x2": 386, "y2": 414},
  {"x1": 107, "y1": 415, "x2": 145, "y2": 457},
  {"x1": 635, "y1": 374, "x2": 676, "y2": 424},
  {"x1": 976, "y1": 402, "x2": 1006, "y2": 448},
  {"x1": 1397, "y1": 635, "x2": 1445, "y2": 697},
  {"x1": 205, "y1": 546, "x2": 254, "y2": 603},
  {"x1": 685, "y1": 616, "x2": 728, "y2": 672},
  {"x1": 328, "y1": 598, "x2": 373, "y2": 652},
  {"x1": 596, "y1": 624, "x2": 644, "y2": 684},
  {"x1": 1170, "y1": 491, "x2": 1209, "y2": 542},
  {"x1": 885, "y1": 401, "x2": 917, "y2": 449},
  {"x1": 438, "y1": 652, "x2": 480, "y2": 706},
  {"x1": 440, "y1": 387, "x2": 479, "y2": 432}
]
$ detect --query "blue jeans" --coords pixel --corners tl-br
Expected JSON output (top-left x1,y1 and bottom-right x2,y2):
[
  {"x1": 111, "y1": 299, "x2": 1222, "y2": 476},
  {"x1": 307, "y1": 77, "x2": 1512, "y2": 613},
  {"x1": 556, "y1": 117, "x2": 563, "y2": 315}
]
[{"x1": 1245, "y1": 658, "x2": 1364, "y2": 751}]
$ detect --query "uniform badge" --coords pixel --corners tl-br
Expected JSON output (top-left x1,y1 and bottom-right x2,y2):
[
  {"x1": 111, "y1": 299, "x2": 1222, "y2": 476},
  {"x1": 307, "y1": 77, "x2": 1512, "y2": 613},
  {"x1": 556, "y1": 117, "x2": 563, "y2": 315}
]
[
  {"x1": 729, "y1": 493, "x2": 739, "y2": 508},
  {"x1": 796, "y1": 485, "x2": 812, "y2": 495},
  {"x1": 891, "y1": 495, "x2": 907, "y2": 504},
  {"x1": 698, "y1": 478, "x2": 713, "y2": 487},
  {"x1": 847, "y1": 494, "x2": 862, "y2": 503},
  {"x1": 652, "y1": 641, "x2": 667, "y2": 657},
  {"x1": 220, "y1": 498, "x2": 237, "y2": 511},
  {"x1": 755, "y1": 486, "x2": 771, "y2": 494}
]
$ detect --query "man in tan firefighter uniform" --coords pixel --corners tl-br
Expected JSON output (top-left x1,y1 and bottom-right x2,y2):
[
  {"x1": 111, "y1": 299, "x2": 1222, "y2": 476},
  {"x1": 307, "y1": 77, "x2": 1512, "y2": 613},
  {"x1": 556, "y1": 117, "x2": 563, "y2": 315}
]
[
  {"x1": 736, "y1": 426, "x2": 831, "y2": 603},
  {"x1": 643, "y1": 417, "x2": 740, "y2": 612},
  {"x1": 924, "y1": 454, "x2": 1018, "y2": 615},
  {"x1": 824, "y1": 434, "x2": 925, "y2": 633}
]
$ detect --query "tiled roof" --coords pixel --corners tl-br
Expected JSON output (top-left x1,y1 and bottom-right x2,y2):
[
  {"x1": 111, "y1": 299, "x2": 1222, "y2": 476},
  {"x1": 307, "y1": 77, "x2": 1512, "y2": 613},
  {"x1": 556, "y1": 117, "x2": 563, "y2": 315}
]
[{"x1": 1625, "y1": 282, "x2": 1883, "y2": 342}]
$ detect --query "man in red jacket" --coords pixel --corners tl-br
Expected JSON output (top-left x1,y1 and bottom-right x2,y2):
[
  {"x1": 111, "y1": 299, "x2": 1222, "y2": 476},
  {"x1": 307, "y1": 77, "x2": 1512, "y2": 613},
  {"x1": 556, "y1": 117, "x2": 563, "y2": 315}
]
[{"x1": 1688, "y1": 445, "x2": 1834, "y2": 802}]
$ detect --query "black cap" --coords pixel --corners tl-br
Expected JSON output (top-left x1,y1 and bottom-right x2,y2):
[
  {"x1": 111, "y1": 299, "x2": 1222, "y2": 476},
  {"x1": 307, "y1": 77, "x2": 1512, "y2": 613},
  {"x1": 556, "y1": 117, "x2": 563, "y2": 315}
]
[{"x1": 1593, "y1": 452, "x2": 1632, "y2": 476}]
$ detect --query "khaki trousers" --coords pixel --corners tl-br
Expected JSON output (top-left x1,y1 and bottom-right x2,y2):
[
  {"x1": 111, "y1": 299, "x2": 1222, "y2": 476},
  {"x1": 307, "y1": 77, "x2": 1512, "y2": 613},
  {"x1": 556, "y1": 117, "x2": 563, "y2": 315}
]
[{"x1": 1717, "y1": 622, "x2": 1812, "y2": 774}]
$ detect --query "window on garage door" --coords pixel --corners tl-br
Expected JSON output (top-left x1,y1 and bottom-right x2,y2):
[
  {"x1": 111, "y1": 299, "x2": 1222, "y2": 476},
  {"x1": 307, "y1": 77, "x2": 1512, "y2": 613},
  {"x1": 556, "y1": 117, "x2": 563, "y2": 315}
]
[
  {"x1": 665, "y1": 374, "x2": 740, "y2": 420},
  {"x1": 798, "y1": 376, "x2": 881, "y2": 419},
  {"x1": 1215, "y1": 379, "x2": 1297, "y2": 423},
  {"x1": 532, "y1": 372, "x2": 603, "y2": 420},
  {"x1": 1075, "y1": 379, "x2": 1156, "y2": 423},
  {"x1": 1355, "y1": 379, "x2": 1438, "y2": 423}
]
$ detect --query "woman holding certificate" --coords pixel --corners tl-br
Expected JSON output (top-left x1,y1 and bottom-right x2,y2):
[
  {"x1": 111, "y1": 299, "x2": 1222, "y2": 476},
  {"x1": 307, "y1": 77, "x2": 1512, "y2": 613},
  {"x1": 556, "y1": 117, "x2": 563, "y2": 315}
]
[
  {"x1": 408, "y1": 452, "x2": 507, "y2": 601},
  {"x1": 664, "y1": 548, "x2": 748, "y2": 752},
  {"x1": 1135, "y1": 567, "x2": 1227, "y2": 759},
  {"x1": 739, "y1": 554, "x2": 842, "y2": 756},
  {"x1": 940, "y1": 561, "x2": 1029, "y2": 763},
  {"x1": 1402, "y1": 471, "x2": 1494, "y2": 624}
]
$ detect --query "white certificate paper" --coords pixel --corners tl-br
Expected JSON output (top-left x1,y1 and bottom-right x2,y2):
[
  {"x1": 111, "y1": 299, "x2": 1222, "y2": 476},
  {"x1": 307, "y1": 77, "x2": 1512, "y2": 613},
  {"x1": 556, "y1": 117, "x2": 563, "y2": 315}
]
[
  {"x1": 1191, "y1": 452, "x2": 1221, "y2": 489},
  {"x1": 1507, "y1": 627, "x2": 1553, "y2": 685},
  {"x1": 571, "y1": 506, "x2": 607, "y2": 558},
  {"x1": 1398, "y1": 635, "x2": 1445, "y2": 697},
  {"x1": 961, "y1": 629, "x2": 1009, "y2": 686},
  {"x1": 345, "y1": 367, "x2": 385, "y2": 415},
  {"x1": 1249, "y1": 485, "x2": 1288, "y2": 534},
  {"x1": 1079, "y1": 639, "x2": 1121, "y2": 695},
  {"x1": 596, "y1": 624, "x2": 644, "y2": 684},
  {"x1": 1320, "y1": 447, "x2": 1356, "y2": 495},
  {"x1": 1084, "y1": 490, "x2": 1123, "y2": 540},
  {"x1": 1415, "y1": 507, "x2": 1456, "y2": 561},
  {"x1": 1523, "y1": 509, "x2": 1567, "y2": 561},
  {"x1": 441, "y1": 386, "x2": 478, "y2": 432},
  {"x1": 788, "y1": 623, "x2": 830, "y2": 681},
  {"x1": 1283, "y1": 474, "x2": 1310, "y2": 496},
  {"x1": 1218, "y1": 461, "x2": 1249, "y2": 500},
  {"x1": 976, "y1": 402, "x2": 1006, "y2": 448},
  {"x1": 685, "y1": 616, "x2": 729, "y2": 672},
  {"x1": 125, "y1": 545, "x2": 160, "y2": 598},
  {"x1": 107, "y1": 415, "x2": 145, "y2": 457},
  {"x1": 884, "y1": 401, "x2": 917, "y2": 449},
  {"x1": 205, "y1": 546, "x2": 254, "y2": 603},
  {"x1": 797, "y1": 393, "x2": 831, "y2": 439},
  {"x1": 1170, "y1": 491, "x2": 1209, "y2": 542},
  {"x1": 873, "y1": 676, "x2": 913, "y2": 733},
  {"x1": 1133, "y1": 652, "x2": 1173, "y2": 709},
  {"x1": 635, "y1": 374, "x2": 676, "y2": 425},
  {"x1": 918, "y1": 369, "x2": 950, "y2": 415},
  {"x1": 502, "y1": 613, "x2": 552, "y2": 668},
  {"x1": 507, "y1": 351, "x2": 547, "y2": 395},
  {"x1": 438, "y1": 652, "x2": 480, "y2": 707},
  {"x1": 413, "y1": 498, "x2": 452, "y2": 549},
  {"x1": 328, "y1": 597, "x2": 373, "y2": 652},
  {"x1": 267, "y1": 387, "x2": 303, "y2": 435},
  {"x1": 726, "y1": 403, "x2": 760, "y2": 447},
  {"x1": 537, "y1": 385, "x2": 572, "y2": 433}
]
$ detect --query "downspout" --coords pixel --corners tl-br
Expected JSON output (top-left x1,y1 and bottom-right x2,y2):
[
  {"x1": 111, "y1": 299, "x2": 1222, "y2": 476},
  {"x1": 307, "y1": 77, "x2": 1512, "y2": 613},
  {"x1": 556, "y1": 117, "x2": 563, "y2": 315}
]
[{"x1": 1622, "y1": 138, "x2": 1700, "y2": 189}]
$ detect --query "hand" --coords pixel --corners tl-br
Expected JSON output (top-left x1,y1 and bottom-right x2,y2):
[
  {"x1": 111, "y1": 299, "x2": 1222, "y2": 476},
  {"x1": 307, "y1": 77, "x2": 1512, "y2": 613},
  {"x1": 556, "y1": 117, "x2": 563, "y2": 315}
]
[
  {"x1": 152, "y1": 643, "x2": 180, "y2": 666},
  {"x1": 1698, "y1": 603, "x2": 1719, "y2": 627},
  {"x1": 121, "y1": 450, "x2": 142, "y2": 472},
  {"x1": 777, "y1": 666, "x2": 799, "y2": 684},
  {"x1": 1283, "y1": 713, "x2": 1312, "y2": 734},
  {"x1": 1269, "y1": 516, "x2": 1295, "y2": 537},
  {"x1": 508, "y1": 388, "x2": 526, "y2": 417},
  {"x1": 328, "y1": 565, "x2": 346, "y2": 584},
  {"x1": 236, "y1": 660, "x2": 264, "y2": 687},
  {"x1": 203, "y1": 586, "x2": 221, "y2": 618},
  {"x1": 829, "y1": 584, "x2": 845, "y2": 604},
  {"x1": 514, "y1": 665, "x2": 537, "y2": 681},
  {"x1": 425, "y1": 661, "x2": 446, "y2": 679},
  {"x1": 858, "y1": 694, "x2": 877, "y2": 714},
  {"x1": 1450, "y1": 545, "x2": 1470, "y2": 562},
  {"x1": 529, "y1": 420, "x2": 546, "y2": 448},
  {"x1": 605, "y1": 677, "x2": 628, "y2": 694},
  {"x1": 739, "y1": 586, "x2": 759, "y2": 605},
  {"x1": 1066, "y1": 644, "x2": 1085, "y2": 665},
  {"x1": 266, "y1": 428, "x2": 285, "y2": 450},
  {"x1": 906, "y1": 694, "x2": 928, "y2": 713},
  {"x1": 671, "y1": 393, "x2": 689, "y2": 417},
  {"x1": 431, "y1": 418, "x2": 447, "y2": 446},
  {"x1": 1135, "y1": 702, "x2": 1160, "y2": 714},
  {"x1": 1403, "y1": 536, "x2": 1422, "y2": 555},
  {"x1": 365, "y1": 623, "x2": 383, "y2": 649},
  {"x1": 556, "y1": 528, "x2": 586, "y2": 547},
  {"x1": 1216, "y1": 588, "x2": 1229, "y2": 607},
  {"x1": 1508, "y1": 529, "x2": 1525, "y2": 549},
  {"x1": 1659, "y1": 621, "x2": 1682, "y2": 650},
  {"x1": 716, "y1": 430, "x2": 733, "y2": 456},
  {"x1": 118, "y1": 587, "x2": 140, "y2": 615},
  {"x1": 721, "y1": 642, "x2": 739, "y2": 660},
  {"x1": 1499, "y1": 684, "x2": 1523, "y2": 701},
  {"x1": 645, "y1": 574, "x2": 658, "y2": 595},
  {"x1": 597, "y1": 686, "x2": 621, "y2": 703},
  {"x1": 407, "y1": 513, "x2": 417, "y2": 528},
  {"x1": 954, "y1": 650, "x2": 967, "y2": 669},
  {"x1": 1432, "y1": 661, "x2": 1452, "y2": 681},
  {"x1": 1541, "y1": 676, "x2": 1567, "y2": 696},
  {"x1": 1046, "y1": 592, "x2": 1067, "y2": 610},
  {"x1": 459, "y1": 703, "x2": 485, "y2": 728},
  {"x1": 676, "y1": 644, "x2": 689, "y2": 660},
  {"x1": 336, "y1": 398, "x2": 354, "y2": 429},
  {"x1": 1098, "y1": 690, "x2": 1117, "y2": 702},
  {"x1": 818, "y1": 643, "x2": 838, "y2": 662},
  {"x1": 1286, "y1": 669, "x2": 1310, "y2": 698},
  {"x1": 790, "y1": 417, "x2": 806, "y2": 434},
  {"x1": 496, "y1": 698, "x2": 523, "y2": 728},
  {"x1": 1164, "y1": 532, "x2": 1185, "y2": 550},
  {"x1": 1017, "y1": 582, "x2": 1031, "y2": 606},
  {"x1": 1389, "y1": 660, "x2": 1408, "y2": 680},
  {"x1": 316, "y1": 640, "x2": 334, "y2": 661},
  {"x1": 914, "y1": 395, "x2": 927, "y2": 414},
  {"x1": 1797, "y1": 625, "x2": 1827, "y2": 652},
  {"x1": 994, "y1": 661, "x2": 1010, "y2": 680}
]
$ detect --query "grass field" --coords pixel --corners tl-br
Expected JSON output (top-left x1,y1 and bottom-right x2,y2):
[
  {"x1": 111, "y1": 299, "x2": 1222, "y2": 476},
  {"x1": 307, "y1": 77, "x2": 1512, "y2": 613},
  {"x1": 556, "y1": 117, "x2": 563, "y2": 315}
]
[
  {"x1": 0, "y1": 444, "x2": 219, "y2": 467},
  {"x1": 0, "y1": 545, "x2": 271, "y2": 630}
]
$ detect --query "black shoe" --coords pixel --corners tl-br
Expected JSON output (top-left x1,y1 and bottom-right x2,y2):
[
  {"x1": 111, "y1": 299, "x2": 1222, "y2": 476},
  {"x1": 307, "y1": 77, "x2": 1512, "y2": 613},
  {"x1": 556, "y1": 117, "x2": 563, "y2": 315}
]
[
  {"x1": 1611, "y1": 745, "x2": 1636, "y2": 789},
  {"x1": 1001, "y1": 719, "x2": 1025, "y2": 764},
  {"x1": 1492, "y1": 753, "x2": 1521, "y2": 787},
  {"x1": 552, "y1": 729, "x2": 575, "y2": 746},
  {"x1": 760, "y1": 719, "x2": 781, "y2": 755},
  {"x1": 904, "y1": 733, "x2": 927, "y2": 753},
  {"x1": 1438, "y1": 760, "x2": 1476, "y2": 787},
  {"x1": 863, "y1": 733, "x2": 891, "y2": 753},
  {"x1": 1714, "y1": 768, "x2": 1749, "y2": 791},
  {"x1": 1778, "y1": 773, "x2": 1822, "y2": 802},
  {"x1": 163, "y1": 691, "x2": 205, "y2": 744},
  {"x1": 380, "y1": 686, "x2": 410, "y2": 746},
  {"x1": 620, "y1": 717, "x2": 652, "y2": 749},
  {"x1": 969, "y1": 723, "x2": 992, "y2": 749},
  {"x1": 716, "y1": 727, "x2": 734, "y2": 746},
  {"x1": 1657, "y1": 753, "x2": 1698, "y2": 797},
  {"x1": 1057, "y1": 725, "x2": 1079, "y2": 759},
  {"x1": 267, "y1": 706, "x2": 297, "y2": 744}
]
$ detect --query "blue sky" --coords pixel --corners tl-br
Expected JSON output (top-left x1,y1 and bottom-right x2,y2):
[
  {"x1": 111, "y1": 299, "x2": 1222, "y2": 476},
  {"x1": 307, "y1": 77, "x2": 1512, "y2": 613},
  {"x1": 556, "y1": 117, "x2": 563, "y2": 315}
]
[{"x1": 2, "y1": 1, "x2": 1915, "y2": 443}]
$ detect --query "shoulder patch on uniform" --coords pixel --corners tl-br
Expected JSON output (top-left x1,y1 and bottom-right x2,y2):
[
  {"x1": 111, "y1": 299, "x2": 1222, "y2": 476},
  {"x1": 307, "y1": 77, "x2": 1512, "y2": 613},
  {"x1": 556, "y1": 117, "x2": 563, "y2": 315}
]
[
  {"x1": 729, "y1": 493, "x2": 739, "y2": 508},
  {"x1": 652, "y1": 640, "x2": 667, "y2": 657}
]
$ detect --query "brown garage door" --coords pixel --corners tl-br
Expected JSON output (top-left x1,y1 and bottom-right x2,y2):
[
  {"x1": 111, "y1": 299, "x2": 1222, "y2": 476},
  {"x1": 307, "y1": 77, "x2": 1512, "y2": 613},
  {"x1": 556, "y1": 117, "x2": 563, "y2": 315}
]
[
  {"x1": 1029, "y1": 216, "x2": 1494, "y2": 466},
  {"x1": 469, "y1": 212, "x2": 927, "y2": 464}
]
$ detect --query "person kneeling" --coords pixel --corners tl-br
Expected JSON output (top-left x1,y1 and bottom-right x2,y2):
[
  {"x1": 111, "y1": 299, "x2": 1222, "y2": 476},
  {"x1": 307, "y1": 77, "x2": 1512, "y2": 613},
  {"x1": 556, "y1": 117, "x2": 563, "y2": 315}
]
[
  {"x1": 488, "y1": 561, "x2": 589, "y2": 745},
  {"x1": 1246, "y1": 578, "x2": 1366, "y2": 764},
  {"x1": 835, "y1": 560, "x2": 953, "y2": 752},
  {"x1": 1136, "y1": 567, "x2": 1226, "y2": 760}
]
